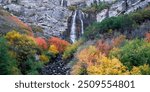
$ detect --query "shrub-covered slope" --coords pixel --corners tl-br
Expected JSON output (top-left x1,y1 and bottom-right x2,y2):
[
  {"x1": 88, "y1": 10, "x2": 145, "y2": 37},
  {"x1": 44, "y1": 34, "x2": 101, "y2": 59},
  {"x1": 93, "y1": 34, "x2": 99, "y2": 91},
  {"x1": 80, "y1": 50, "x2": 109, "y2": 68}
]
[{"x1": 0, "y1": 7, "x2": 32, "y2": 35}]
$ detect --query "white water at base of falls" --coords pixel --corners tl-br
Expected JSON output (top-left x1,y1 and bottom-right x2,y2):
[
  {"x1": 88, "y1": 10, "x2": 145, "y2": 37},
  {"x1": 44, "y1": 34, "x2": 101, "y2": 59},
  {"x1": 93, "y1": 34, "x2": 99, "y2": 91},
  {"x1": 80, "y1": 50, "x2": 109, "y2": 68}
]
[
  {"x1": 61, "y1": 0, "x2": 64, "y2": 6},
  {"x1": 70, "y1": 10, "x2": 77, "y2": 43}
]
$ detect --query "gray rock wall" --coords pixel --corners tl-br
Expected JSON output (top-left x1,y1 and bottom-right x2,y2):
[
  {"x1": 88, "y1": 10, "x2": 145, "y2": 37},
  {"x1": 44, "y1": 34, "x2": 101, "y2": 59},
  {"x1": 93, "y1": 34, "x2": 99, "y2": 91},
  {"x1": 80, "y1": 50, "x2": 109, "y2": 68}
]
[
  {"x1": 97, "y1": 0, "x2": 150, "y2": 22},
  {"x1": 66, "y1": 0, "x2": 115, "y2": 6},
  {"x1": 1, "y1": 0, "x2": 72, "y2": 37},
  {"x1": 1, "y1": 0, "x2": 150, "y2": 37}
]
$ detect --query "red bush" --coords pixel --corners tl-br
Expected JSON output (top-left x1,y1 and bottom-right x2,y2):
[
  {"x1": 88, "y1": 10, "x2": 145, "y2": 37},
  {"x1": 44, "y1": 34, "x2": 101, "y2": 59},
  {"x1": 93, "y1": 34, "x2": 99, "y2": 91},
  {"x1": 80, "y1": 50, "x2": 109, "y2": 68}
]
[
  {"x1": 48, "y1": 37, "x2": 70, "y2": 53},
  {"x1": 145, "y1": 32, "x2": 150, "y2": 43},
  {"x1": 35, "y1": 37, "x2": 48, "y2": 50}
]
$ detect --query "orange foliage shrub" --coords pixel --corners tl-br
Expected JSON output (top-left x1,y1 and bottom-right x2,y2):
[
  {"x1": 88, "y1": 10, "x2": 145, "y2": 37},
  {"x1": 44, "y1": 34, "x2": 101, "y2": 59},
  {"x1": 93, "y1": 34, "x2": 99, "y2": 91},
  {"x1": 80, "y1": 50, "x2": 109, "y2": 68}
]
[
  {"x1": 112, "y1": 35, "x2": 126, "y2": 47},
  {"x1": 77, "y1": 46, "x2": 98, "y2": 66},
  {"x1": 95, "y1": 40, "x2": 112, "y2": 56},
  {"x1": 145, "y1": 32, "x2": 150, "y2": 43},
  {"x1": 48, "y1": 37, "x2": 70, "y2": 53},
  {"x1": 35, "y1": 37, "x2": 47, "y2": 50},
  {"x1": 95, "y1": 35, "x2": 125, "y2": 56},
  {"x1": 75, "y1": 46, "x2": 128, "y2": 75}
]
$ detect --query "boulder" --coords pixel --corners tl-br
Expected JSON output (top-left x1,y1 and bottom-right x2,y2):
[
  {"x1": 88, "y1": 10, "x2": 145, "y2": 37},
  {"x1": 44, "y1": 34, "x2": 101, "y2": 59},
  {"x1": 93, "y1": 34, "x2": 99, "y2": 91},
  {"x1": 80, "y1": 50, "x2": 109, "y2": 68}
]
[
  {"x1": 127, "y1": 0, "x2": 141, "y2": 7},
  {"x1": 96, "y1": 9, "x2": 108, "y2": 22},
  {"x1": 3, "y1": 4, "x2": 22, "y2": 14}
]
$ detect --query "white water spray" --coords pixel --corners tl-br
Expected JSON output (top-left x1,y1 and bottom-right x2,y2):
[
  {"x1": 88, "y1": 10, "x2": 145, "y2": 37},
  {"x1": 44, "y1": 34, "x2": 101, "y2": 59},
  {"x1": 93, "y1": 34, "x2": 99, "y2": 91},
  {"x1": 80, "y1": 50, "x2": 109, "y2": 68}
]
[
  {"x1": 79, "y1": 10, "x2": 84, "y2": 35},
  {"x1": 61, "y1": 0, "x2": 64, "y2": 6},
  {"x1": 70, "y1": 10, "x2": 77, "y2": 43}
]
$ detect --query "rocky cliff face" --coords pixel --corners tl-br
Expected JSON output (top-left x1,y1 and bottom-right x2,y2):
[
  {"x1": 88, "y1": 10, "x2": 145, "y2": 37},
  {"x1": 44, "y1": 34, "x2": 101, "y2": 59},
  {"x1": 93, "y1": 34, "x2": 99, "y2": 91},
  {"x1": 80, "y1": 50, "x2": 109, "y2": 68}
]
[
  {"x1": 97, "y1": 0, "x2": 150, "y2": 22},
  {"x1": 66, "y1": 0, "x2": 115, "y2": 6},
  {"x1": 0, "y1": 0, "x2": 72, "y2": 37},
  {"x1": 0, "y1": 7, "x2": 32, "y2": 35},
  {"x1": 0, "y1": 0, "x2": 149, "y2": 39}
]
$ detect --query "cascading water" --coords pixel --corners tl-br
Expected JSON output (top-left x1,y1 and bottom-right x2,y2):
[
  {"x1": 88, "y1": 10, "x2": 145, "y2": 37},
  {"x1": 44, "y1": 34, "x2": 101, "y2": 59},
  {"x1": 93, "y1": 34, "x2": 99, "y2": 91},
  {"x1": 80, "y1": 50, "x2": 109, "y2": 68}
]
[
  {"x1": 80, "y1": 17, "x2": 84, "y2": 35},
  {"x1": 61, "y1": 0, "x2": 64, "y2": 6},
  {"x1": 69, "y1": 10, "x2": 85, "y2": 43},
  {"x1": 70, "y1": 10, "x2": 77, "y2": 43},
  {"x1": 79, "y1": 10, "x2": 84, "y2": 35}
]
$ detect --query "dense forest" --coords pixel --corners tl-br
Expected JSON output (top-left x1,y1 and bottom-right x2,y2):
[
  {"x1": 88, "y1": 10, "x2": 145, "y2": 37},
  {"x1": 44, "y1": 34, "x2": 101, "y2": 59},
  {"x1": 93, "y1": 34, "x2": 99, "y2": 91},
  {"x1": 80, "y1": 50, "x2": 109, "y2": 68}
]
[{"x1": 0, "y1": 0, "x2": 150, "y2": 75}]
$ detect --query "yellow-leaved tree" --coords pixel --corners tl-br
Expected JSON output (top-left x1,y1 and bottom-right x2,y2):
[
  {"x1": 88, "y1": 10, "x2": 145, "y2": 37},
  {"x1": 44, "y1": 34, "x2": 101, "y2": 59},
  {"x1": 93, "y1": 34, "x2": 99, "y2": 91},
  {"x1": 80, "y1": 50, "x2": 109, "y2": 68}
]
[
  {"x1": 5, "y1": 30, "x2": 40, "y2": 74},
  {"x1": 72, "y1": 46, "x2": 129, "y2": 75}
]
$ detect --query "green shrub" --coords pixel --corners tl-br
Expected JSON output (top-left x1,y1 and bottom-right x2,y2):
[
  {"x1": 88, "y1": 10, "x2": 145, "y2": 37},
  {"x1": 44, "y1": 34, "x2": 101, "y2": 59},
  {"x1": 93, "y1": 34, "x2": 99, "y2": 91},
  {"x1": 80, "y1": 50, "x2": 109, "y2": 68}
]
[
  {"x1": 84, "y1": 8, "x2": 150, "y2": 40},
  {"x1": 0, "y1": 37, "x2": 20, "y2": 75},
  {"x1": 5, "y1": 31, "x2": 43, "y2": 74},
  {"x1": 129, "y1": 10, "x2": 150, "y2": 24},
  {"x1": 82, "y1": 2, "x2": 110, "y2": 13},
  {"x1": 84, "y1": 15, "x2": 134, "y2": 39},
  {"x1": 31, "y1": 25, "x2": 43, "y2": 33},
  {"x1": 25, "y1": 58, "x2": 44, "y2": 75},
  {"x1": 110, "y1": 39, "x2": 150, "y2": 70},
  {"x1": 130, "y1": 64, "x2": 150, "y2": 75},
  {"x1": 138, "y1": 64, "x2": 150, "y2": 75},
  {"x1": 68, "y1": 5, "x2": 77, "y2": 11},
  {"x1": 63, "y1": 39, "x2": 83, "y2": 60},
  {"x1": 5, "y1": 31, "x2": 37, "y2": 62}
]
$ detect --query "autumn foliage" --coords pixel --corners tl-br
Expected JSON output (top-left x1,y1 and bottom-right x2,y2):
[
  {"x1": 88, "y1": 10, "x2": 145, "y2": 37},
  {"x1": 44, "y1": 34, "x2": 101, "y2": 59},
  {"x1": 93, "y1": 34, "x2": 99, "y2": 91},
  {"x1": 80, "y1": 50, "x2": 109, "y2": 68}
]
[
  {"x1": 95, "y1": 35, "x2": 126, "y2": 56},
  {"x1": 145, "y1": 32, "x2": 150, "y2": 43},
  {"x1": 39, "y1": 55, "x2": 49, "y2": 63},
  {"x1": 4, "y1": 31, "x2": 43, "y2": 74},
  {"x1": 77, "y1": 46, "x2": 99, "y2": 66},
  {"x1": 112, "y1": 35, "x2": 126, "y2": 47},
  {"x1": 95, "y1": 40, "x2": 112, "y2": 56},
  {"x1": 73, "y1": 46, "x2": 128, "y2": 75},
  {"x1": 71, "y1": 34, "x2": 150, "y2": 75},
  {"x1": 48, "y1": 37, "x2": 70, "y2": 53},
  {"x1": 49, "y1": 45, "x2": 59, "y2": 55},
  {"x1": 87, "y1": 56, "x2": 128, "y2": 75},
  {"x1": 5, "y1": 30, "x2": 37, "y2": 62},
  {"x1": 35, "y1": 37, "x2": 48, "y2": 50},
  {"x1": 63, "y1": 39, "x2": 83, "y2": 60}
]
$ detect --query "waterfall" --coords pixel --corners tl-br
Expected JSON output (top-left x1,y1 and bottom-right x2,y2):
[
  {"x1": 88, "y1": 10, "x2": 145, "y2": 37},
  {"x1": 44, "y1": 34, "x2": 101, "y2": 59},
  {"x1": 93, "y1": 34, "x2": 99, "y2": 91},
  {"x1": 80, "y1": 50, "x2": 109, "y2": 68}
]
[
  {"x1": 69, "y1": 9, "x2": 85, "y2": 43},
  {"x1": 70, "y1": 10, "x2": 77, "y2": 43},
  {"x1": 80, "y1": 17, "x2": 84, "y2": 35},
  {"x1": 61, "y1": 0, "x2": 64, "y2": 6},
  {"x1": 79, "y1": 10, "x2": 84, "y2": 35}
]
